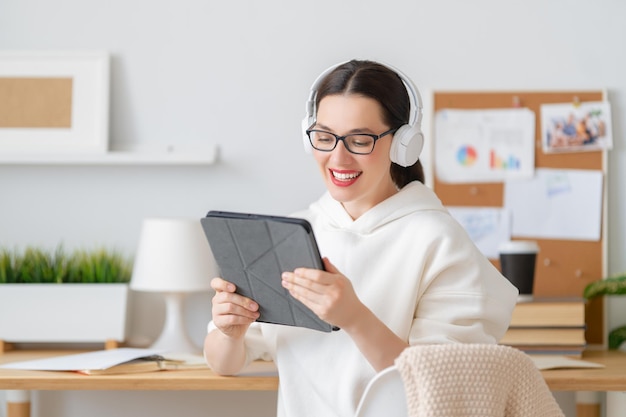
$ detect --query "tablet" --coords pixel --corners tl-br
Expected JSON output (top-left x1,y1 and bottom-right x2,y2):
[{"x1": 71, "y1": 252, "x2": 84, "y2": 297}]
[{"x1": 200, "y1": 210, "x2": 336, "y2": 332}]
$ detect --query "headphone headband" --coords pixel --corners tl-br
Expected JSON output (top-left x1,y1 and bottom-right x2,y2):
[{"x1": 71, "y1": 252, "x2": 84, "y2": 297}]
[{"x1": 304, "y1": 61, "x2": 423, "y2": 129}]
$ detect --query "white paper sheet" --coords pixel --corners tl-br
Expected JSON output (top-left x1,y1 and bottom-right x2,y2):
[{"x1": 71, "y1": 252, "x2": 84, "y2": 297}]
[
  {"x1": 529, "y1": 355, "x2": 605, "y2": 370},
  {"x1": 447, "y1": 206, "x2": 511, "y2": 259},
  {"x1": 504, "y1": 168, "x2": 603, "y2": 241},
  {"x1": 0, "y1": 348, "x2": 166, "y2": 371},
  {"x1": 435, "y1": 108, "x2": 535, "y2": 183}
]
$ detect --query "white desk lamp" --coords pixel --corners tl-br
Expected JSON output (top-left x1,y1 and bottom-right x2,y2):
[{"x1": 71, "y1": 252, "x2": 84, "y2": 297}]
[{"x1": 130, "y1": 217, "x2": 218, "y2": 353}]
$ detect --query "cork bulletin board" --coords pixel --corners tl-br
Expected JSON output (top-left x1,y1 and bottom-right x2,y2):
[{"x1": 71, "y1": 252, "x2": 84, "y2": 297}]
[{"x1": 432, "y1": 90, "x2": 607, "y2": 345}]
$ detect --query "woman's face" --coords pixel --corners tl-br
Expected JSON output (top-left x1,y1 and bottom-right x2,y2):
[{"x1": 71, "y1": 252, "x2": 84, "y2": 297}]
[{"x1": 312, "y1": 94, "x2": 398, "y2": 219}]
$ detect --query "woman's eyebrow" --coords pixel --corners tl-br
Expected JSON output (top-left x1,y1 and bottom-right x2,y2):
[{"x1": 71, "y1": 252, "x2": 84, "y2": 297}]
[
  {"x1": 314, "y1": 123, "x2": 333, "y2": 131},
  {"x1": 314, "y1": 123, "x2": 375, "y2": 134}
]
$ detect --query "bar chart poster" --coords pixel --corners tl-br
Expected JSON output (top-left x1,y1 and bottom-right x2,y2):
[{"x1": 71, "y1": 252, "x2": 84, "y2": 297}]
[{"x1": 434, "y1": 108, "x2": 535, "y2": 183}]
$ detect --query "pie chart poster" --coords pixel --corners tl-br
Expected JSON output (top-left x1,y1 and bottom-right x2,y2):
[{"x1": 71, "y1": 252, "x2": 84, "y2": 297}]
[{"x1": 434, "y1": 108, "x2": 535, "y2": 183}]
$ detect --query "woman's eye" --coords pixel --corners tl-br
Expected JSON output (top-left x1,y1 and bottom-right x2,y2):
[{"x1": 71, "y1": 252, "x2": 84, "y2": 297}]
[{"x1": 349, "y1": 136, "x2": 374, "y2": 147}]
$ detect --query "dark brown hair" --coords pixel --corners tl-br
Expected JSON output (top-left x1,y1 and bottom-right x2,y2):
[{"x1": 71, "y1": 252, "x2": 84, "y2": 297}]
[{"x1": 314, "y1": 59, "x2": 425, "y2": 187}]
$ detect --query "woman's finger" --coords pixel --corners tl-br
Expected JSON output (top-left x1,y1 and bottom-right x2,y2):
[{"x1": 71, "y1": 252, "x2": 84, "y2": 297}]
[
  {"x1": 211, "y1": 277, "x2": 236, "y2": 293},
  {"x1": 213, "y1": 300, "x2": 260, "y2": 320}
]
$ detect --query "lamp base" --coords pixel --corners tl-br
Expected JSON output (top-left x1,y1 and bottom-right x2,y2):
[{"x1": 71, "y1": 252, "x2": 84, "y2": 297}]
[{"x1": 151, "y1": 292, "x2": 200, "y2": 354}]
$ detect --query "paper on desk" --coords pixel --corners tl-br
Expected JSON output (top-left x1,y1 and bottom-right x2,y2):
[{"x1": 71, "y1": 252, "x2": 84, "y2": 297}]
[
  {"x1": 0, "y1": 348, "x2": 168, "y2": 371},
  {"x1": 530, "y1": 355, "x2": 605, "y2": 370}
]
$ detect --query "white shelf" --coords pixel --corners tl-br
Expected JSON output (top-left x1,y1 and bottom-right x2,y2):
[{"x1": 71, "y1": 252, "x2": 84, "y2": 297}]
[{"x1": 0, "y1": 144, "x2": 219, "y2": 166}]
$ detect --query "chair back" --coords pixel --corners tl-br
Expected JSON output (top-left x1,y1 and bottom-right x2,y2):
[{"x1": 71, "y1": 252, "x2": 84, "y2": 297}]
[
  {"x1": 356, "y1": 344, "x2": 565, "y2": 417},
  {"x1": 354, "y1": 365, "x2": 407, "y2": 417}
]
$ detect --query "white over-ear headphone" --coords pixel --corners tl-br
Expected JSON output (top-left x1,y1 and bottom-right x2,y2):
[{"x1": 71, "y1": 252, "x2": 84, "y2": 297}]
[{"x1": 301, "y1": 61, "x2": 424, "y2": 167}]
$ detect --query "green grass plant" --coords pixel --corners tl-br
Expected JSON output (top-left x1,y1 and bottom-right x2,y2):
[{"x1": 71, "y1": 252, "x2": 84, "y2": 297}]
[{"x1": 0, "y1": 246, "x2": 132, "y2": 284}]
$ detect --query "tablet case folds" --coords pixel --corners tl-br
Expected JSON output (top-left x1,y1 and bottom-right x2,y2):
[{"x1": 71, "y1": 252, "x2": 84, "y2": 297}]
[{"x1": 201, "y1": 211, "x2": 334, "y2": 332}]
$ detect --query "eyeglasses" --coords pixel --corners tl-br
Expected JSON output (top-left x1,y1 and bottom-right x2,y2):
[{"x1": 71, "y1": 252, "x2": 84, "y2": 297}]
[{"x1": 305, "y1": 127, "x2": 398, "y2": 155}]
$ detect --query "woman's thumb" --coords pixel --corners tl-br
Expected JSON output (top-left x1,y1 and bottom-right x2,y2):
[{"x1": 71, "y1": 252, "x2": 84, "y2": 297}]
[{"x1": 322, "y1": 257, "x2": 338, "y2": 273}]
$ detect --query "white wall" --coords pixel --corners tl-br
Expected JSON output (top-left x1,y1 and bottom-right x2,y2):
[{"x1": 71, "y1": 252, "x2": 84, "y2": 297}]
[{"x1": 1, "y1": 1, "x2": 624, "y2": 416}]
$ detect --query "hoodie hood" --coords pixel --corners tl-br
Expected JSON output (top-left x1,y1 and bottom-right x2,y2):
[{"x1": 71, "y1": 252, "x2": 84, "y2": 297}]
[{"x1": 308, "y1": 181, "x2": 447, "y2": 235}]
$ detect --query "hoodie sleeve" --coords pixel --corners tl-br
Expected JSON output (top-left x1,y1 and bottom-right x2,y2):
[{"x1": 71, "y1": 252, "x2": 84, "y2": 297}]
[{"x1": 408, "y1": 212, "x2": 519, "y2": 345}]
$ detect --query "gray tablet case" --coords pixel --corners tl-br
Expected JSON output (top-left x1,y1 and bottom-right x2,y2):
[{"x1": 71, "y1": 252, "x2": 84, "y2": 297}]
[{"x1": 200, "y1": 211, "x2": 335, "y2": 332}]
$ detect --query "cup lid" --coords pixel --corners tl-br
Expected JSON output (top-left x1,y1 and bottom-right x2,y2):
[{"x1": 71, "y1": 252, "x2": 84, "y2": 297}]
[{"x1": 498, "y1": 240, "x2": 539, "y2": 254}]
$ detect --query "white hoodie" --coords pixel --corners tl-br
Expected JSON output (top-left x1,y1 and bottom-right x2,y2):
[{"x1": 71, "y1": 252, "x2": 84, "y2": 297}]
[{"x1": 215, "y1": 181, "x2": 518, "y2": 417}]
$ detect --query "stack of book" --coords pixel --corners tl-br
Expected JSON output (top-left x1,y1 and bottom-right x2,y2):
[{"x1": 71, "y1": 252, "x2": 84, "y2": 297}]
[{"x1": 500, "y1": 298, "x2": 586, "y2": 357}]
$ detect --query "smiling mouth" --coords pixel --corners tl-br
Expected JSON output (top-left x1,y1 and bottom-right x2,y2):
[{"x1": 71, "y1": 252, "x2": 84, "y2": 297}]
[{"x1": 331, "y1": 170, "x2": 361, "y2": 181}]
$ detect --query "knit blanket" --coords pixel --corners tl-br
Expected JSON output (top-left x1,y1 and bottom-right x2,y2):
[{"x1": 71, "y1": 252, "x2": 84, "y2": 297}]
[{"x1": 394, "y1": 344, "x2": 565, "y2": 417}]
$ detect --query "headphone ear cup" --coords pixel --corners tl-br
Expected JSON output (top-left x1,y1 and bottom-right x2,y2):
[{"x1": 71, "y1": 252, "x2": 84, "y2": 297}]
[
  {"x1": 389, "y1": 124, "x2": 424, "y2": 167},
  {"x1": 302, "y1": 117, "x2": 313, "y2": 154}
]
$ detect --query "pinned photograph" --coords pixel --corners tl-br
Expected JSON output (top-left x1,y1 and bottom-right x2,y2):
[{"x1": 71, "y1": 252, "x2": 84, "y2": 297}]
[{"x1": 541, "y1": 101, "x2": 612, "y2": 153}]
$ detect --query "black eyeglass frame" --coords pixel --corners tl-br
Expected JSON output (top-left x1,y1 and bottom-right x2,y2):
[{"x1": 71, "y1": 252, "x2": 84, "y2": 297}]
[{"x1": 305, "y1": 127, "x2": 398, "y2": 155}]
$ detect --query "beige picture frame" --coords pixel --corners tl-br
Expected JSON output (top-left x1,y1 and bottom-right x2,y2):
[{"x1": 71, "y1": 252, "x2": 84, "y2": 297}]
[{"x1": 0, "y1": 51, "x2": 110, "y2": 154}]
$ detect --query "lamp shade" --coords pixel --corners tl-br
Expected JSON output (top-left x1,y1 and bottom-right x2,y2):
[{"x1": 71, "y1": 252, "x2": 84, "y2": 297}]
[{"x1": 130, "y1": 217, "x2": 218, "y2": 293}]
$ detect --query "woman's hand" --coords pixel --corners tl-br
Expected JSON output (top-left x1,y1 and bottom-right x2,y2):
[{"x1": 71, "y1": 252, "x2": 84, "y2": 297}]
[
  {"x1": 281, "y1": 257, "x2": 365, "y2": 331},
  {"x1": 211, "y1": 277, "x2": 260, "y2": 340},
  {"x1": 281, "y1": 258, "x2": 409, "y2": 371}
]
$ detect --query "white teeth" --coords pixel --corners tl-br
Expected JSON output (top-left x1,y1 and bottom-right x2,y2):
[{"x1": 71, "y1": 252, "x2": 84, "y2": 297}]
[{"x1": 332, "y1": 171, "x2": 360, "y2": 180}]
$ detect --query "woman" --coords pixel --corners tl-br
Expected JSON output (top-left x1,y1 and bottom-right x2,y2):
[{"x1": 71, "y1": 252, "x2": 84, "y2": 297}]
[{"x1": 204, "y1": 59, "x2": 518, "y2": 417}]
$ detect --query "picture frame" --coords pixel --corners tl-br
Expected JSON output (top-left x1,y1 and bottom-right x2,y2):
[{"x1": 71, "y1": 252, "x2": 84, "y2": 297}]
[{"x1": 0, "y1": 51, "x2": 110, "y2": 154}]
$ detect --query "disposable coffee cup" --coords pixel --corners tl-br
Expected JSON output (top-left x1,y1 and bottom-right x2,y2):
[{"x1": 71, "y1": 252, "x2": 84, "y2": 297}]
[{"x1": 498, "y1": 240, "x2": 539, "y2": 302}]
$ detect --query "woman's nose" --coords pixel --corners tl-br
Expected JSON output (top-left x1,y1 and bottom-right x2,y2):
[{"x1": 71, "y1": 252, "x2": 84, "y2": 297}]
[{"x1": 329, "y1": 140, "x2": 354, "y2": 162}]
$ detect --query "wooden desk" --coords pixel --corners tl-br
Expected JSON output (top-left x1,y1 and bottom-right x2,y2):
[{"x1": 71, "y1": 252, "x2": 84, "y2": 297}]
[
  {"x1": 542, "y1": 350, "x2": 626, "y2": 417},
  {"x1": 542, "y1": 350, "x2": 626, "y2": 391},
  {"x1": 0, "y1": 350, "x2": 278, "y2": 417},
  {"x1": 2, "y1": 350, "x2": 626, "y2": 417}
]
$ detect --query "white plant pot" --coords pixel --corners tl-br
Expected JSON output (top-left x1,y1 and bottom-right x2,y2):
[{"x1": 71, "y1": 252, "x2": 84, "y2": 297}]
[
  {"x1": 606, "y1": 295, "x2": 626, "y2": 350},
  {"x1": 0, "y1": 283, "x2": 129, "y2": 343},
  {"x1": 607, "y1": 295, "x2": 626, "y2": 330}
]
